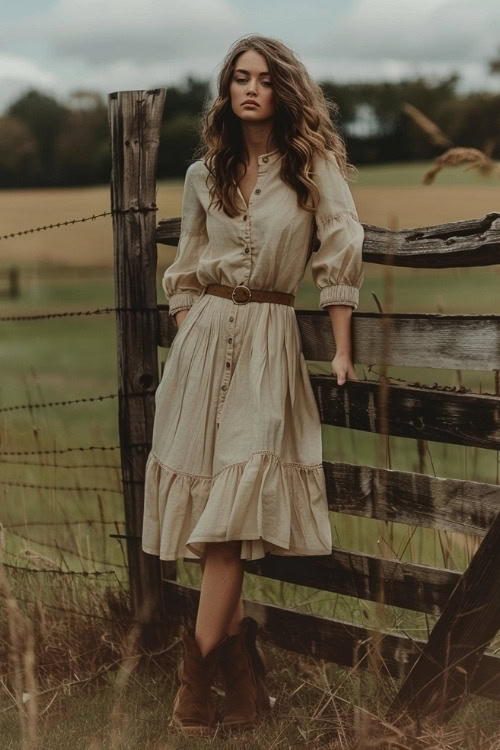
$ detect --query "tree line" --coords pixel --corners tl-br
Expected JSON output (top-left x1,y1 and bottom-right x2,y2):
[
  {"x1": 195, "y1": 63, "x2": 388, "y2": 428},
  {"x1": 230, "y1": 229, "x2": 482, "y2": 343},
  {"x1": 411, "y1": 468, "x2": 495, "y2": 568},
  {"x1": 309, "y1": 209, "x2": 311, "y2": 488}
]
[{"x1": 0, "y1": 64, "x2": 499, "y2": 188}]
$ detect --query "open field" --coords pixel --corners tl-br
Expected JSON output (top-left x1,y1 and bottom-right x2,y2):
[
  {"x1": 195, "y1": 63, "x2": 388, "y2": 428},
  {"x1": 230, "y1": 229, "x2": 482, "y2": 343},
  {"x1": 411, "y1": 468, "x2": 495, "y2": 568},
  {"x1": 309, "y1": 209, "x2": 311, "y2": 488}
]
[
  {"x1": 1, "y1": 160, "x2": 500, "y2": 269},
  {"x1": 1, "y1": 162, "x2": 500, "y2": 746}
]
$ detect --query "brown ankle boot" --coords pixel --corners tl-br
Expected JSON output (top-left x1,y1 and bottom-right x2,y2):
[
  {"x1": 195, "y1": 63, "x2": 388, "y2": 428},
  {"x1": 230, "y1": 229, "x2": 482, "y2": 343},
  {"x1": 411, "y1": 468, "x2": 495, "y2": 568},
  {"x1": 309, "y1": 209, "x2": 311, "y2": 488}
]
[
  {"x1": 218, "y1": 616, "x2": 272, "y2": 728},
  {"x1": 170, "y1": 627, "x2": 228, "y2": 735}
]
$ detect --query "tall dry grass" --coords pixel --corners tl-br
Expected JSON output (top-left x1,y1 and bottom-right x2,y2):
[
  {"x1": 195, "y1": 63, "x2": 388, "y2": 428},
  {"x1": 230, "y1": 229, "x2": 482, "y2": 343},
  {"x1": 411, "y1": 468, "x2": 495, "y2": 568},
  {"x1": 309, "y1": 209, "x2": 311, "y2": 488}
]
[{"x1": 2, "y1": 552, "x2": 500, "y2": 749}]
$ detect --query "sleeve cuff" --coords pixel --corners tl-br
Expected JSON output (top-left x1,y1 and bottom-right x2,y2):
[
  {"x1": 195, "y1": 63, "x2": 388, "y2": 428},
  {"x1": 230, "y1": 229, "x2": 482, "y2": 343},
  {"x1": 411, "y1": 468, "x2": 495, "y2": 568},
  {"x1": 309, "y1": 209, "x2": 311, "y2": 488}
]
[
  {"x1": 319, "y1": 284, "x2": 359, "y2": 310},
  {"x1": 167, "y1": 292, "x2": 198, "y2": 318}
]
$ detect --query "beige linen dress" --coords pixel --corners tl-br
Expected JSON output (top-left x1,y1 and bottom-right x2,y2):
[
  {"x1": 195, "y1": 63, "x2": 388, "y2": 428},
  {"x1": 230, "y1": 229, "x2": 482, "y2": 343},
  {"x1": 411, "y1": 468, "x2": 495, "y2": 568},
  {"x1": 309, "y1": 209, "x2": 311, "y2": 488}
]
[{"x1": 142, "y1": 148, "x2": 364, "y2": 561}]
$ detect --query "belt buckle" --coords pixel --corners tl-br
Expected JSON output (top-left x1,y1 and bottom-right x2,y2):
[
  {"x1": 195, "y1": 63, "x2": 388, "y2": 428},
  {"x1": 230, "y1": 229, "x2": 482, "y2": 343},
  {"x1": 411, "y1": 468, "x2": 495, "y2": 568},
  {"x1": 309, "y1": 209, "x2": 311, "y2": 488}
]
[{"x1": 231, "y1": 284, "x2": 252, "y2": 305}]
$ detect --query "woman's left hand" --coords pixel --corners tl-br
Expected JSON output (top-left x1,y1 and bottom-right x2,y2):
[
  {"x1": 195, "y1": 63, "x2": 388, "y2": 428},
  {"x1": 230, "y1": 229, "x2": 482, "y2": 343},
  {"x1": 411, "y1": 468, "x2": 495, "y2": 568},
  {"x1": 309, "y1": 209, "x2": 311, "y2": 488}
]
[{"x1": 331, "y1": 353, "x2": 357, "y2": 385}]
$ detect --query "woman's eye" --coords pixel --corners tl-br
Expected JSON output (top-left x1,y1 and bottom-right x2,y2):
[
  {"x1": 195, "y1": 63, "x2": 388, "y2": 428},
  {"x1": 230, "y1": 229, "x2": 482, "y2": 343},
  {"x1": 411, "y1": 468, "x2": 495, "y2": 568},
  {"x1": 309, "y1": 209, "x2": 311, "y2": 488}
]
[{"x1": 235, "y1": 78, "x2": 272, "y2": 86}]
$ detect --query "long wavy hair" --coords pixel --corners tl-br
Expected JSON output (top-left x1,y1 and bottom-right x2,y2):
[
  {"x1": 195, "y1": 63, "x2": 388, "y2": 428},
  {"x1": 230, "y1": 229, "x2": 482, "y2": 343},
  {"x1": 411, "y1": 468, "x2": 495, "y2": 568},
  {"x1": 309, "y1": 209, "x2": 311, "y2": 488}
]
[{"x1": 193, "y1": 34, "x2": 354, "y2": 218}]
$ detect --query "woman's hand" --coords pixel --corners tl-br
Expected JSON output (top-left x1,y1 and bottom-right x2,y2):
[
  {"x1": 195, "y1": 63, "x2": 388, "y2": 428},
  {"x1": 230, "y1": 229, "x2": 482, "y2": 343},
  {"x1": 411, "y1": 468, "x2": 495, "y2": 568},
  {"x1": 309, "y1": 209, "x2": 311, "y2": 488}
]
[
  {"x1": 326, "y1": 304, "x2": 357, "y2": 385},
  {"x1": 174, "y1": 309, "x2": 189, "y2": 329},
  {"x1": 331, "y1": 352, "x2": 357, "y2": 385}
]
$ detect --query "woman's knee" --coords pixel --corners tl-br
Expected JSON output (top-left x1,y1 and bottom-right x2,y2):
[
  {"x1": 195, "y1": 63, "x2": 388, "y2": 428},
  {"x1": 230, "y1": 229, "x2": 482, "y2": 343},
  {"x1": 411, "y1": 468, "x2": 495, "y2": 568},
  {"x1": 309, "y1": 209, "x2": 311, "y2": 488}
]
[{"x1": 205, "y1": 540, "x2": 242, "y2": 563}]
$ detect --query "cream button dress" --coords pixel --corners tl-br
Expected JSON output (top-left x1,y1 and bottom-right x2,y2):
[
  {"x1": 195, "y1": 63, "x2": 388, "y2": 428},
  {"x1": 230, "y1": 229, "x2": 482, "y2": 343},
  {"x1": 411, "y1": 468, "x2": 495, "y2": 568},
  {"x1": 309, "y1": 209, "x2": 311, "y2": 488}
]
[{"x1": 142, "y1": 148, "x2": 364, "y2": 561}]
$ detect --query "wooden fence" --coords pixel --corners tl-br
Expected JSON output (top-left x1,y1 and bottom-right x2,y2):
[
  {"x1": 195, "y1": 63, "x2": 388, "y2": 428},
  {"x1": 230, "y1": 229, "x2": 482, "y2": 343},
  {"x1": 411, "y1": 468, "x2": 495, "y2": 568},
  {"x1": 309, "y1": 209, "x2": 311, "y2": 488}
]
[{"x1": 109, "y1": 88, "x2": 500, "y2": 721}]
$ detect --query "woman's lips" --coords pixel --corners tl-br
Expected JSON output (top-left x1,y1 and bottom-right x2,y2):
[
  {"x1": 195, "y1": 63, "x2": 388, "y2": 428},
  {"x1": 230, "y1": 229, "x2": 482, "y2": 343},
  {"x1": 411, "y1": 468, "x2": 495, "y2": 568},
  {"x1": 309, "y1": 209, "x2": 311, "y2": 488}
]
[{"x1": 242, "y1": 102, "x2": 259, "y2": 107}]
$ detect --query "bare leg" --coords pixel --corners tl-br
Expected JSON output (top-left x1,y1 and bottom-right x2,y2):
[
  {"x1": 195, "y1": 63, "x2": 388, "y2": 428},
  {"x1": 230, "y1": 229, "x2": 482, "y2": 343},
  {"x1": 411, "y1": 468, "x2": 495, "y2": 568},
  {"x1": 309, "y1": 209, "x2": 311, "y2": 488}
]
[
  {"x1": 195, "y1": 541, "x2": 245, "y2": 657},
  {"x1": 200, "y1": 550, "x2": 245, "y2": 635}
]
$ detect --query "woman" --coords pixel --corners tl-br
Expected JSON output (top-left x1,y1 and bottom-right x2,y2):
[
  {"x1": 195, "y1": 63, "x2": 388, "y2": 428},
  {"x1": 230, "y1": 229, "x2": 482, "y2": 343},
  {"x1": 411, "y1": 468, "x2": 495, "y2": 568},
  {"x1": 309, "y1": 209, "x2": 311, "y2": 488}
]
[{"x1": 142, "y1": 34, "x2": 364, "y2": 734}]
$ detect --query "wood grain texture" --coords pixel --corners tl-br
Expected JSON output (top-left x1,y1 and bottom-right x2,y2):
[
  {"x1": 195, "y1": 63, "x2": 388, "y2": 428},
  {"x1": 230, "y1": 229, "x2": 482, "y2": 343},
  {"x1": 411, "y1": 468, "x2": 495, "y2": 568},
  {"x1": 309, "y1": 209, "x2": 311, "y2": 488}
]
[
  {"x1": 392, "y1": 511, "x2": 500, "y2": 719},
  {"x1": 325, "y1": 462, "x2": 500, "y2": 535},
  {"x1": 109, "y1": 88, "x2": 165, "y2": 626},
  {"x1": 243, "y1": 549, "x2": 460, "y2": 616},
  {"x1": 162, "y1": 579, "x2": 500, "y2": 701},
  {"x1": 158, "y1": 308, "x2": 500, "y2": 371},
  {"x1": 156, "y1": 212, "x2": 500, "y2": 267},
  {"x1": 313, "y1": 378, "x2": 500, "y2": 449}
]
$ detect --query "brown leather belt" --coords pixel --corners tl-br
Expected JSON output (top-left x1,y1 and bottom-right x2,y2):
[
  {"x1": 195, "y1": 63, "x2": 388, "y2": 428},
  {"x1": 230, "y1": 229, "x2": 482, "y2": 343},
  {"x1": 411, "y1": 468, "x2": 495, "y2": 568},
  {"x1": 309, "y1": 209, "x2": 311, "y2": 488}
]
[{"x1": 205, "y1": 283, "x2": 295, "y2": 307}]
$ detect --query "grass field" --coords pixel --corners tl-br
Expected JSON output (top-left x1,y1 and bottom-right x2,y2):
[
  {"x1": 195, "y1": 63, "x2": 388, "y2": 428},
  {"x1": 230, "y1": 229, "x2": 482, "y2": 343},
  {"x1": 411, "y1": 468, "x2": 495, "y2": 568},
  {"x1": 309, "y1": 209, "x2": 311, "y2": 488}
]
[{"x1": 1, "y1": 162, "x2": 500, "y2": 747}]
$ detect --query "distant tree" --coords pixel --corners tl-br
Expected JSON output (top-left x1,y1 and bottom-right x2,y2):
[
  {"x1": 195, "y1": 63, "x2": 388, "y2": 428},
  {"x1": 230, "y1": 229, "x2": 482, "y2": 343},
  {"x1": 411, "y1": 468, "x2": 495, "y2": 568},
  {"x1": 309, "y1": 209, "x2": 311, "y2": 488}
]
[
  {"x1": 52, "y1": 91, "x2": 109, "y2": 185},
  {"x1": 159, "y1": 113, "x2": 201, "y2": 177},
  {"x1": 7, "y1": 89, "x2": 67, "y2": 185},
  {"x1": 488, "y1": 46, "x2": 500, "y2": 76},
  {"x1": 0, "y1": 116, "x2": 41, "y2": 187}
]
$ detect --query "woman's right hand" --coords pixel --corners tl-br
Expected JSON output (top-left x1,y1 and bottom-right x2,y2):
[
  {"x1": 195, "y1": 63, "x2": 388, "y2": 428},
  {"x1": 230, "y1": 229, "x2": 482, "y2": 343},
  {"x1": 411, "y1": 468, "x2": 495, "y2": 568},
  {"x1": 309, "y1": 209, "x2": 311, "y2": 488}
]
[{"x1": 175, "y1": 309, "x2": 189, "y2": 329}]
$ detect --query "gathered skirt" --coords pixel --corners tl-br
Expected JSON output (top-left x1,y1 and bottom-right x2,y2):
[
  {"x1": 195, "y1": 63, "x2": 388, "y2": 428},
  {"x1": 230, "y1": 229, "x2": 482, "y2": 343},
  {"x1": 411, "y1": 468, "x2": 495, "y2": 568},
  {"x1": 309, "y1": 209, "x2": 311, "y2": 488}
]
[{"x1": 142, "y1": 289, "x2": 333, "y2": 561}]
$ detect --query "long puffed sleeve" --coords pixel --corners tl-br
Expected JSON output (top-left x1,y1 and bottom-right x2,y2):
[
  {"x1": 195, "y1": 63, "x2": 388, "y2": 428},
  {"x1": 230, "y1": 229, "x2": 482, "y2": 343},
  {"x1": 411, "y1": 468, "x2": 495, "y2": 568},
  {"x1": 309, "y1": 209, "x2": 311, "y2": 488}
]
[
  {"x1": 162, "y1": 162, "x2": 208, "y2": 318},
  {"x1": 310, "y1": 151, "x2": 364, "y2": 310}
]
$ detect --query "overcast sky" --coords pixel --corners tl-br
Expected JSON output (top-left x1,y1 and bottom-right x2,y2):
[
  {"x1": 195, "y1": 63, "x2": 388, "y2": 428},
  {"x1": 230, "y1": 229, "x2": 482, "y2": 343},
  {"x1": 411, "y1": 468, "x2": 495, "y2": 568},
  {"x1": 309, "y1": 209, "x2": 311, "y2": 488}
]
[{"x1": 1, "y1": 0, "x2": 499, "y2": 114}]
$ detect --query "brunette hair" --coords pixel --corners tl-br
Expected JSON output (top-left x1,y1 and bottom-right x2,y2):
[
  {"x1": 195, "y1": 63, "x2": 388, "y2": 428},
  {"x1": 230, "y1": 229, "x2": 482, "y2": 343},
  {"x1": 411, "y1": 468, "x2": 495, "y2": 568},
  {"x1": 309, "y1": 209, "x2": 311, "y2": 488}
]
[{"x1": 193, "y1": 34, "x2": 353, "y2": 217}]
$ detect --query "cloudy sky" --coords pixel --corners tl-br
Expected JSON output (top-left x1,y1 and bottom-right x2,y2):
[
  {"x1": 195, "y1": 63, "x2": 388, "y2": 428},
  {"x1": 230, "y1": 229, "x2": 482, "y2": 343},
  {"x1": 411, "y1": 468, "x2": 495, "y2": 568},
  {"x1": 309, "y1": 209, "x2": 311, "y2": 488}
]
[{"x1": 1, "y1": 0, "x2": 499, "y2": 114}]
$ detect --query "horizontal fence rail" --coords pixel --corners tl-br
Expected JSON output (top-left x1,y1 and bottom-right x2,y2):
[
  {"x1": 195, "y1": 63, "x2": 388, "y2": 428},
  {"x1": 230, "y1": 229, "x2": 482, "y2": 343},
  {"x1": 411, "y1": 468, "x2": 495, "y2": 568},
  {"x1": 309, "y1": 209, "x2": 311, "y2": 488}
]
[
  {"x1": 158, "y1": 308, "x2": 500, "y2": 371},
  {"x1": 157, "y1": 212, "x2": 500, "y2": 267},
  {"x1": 194, "y1": 547, "x2": 461, "y2": 618},
  {"x1": 325, "y1": 462, "x2": 500, "y2": 536},
  {"x1": 163, "y1": 579, "x2": 500, "y2": 702},
  {"x1": 312, "y1": 378, "x2": 500, "y2": 450}
]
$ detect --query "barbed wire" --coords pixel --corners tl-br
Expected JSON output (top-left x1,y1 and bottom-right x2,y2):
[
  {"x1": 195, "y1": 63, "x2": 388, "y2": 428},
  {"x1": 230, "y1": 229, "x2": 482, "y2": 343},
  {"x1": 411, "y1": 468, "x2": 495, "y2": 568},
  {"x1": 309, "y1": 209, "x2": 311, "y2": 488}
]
[
  {"x1": 3, "y1": 527, "x2": 128, "y2": 568},
  {"x1": 0, "y1": 305, "x2": 158, "y2": 322},
  {"x1": 1, "y1": 561, "x2": 119, "y2": 577},
  {"x1": 0, "y1": 391, "x2": 151, "y2": 414},
  {"x1": 5, "y1": 519, "x2": 123, "y2": 528},
  {"x1": 0, "y1": 479, "x2": 122, "y2": 493},
  {"x1": 0, "y1": 205, "x2": 158, "y2": 243},
  {"x1": 0, "y1": 444, "x2": 147, "y2": 457},
  {"x1": 0, "y1": 458, "x2": 120, "y2": 469}
]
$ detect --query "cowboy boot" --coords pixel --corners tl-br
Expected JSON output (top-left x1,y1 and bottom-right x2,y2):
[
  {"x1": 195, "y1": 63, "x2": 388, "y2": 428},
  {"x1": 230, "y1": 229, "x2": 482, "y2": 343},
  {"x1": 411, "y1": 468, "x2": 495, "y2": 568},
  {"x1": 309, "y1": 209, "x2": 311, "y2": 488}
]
[
  {"x1": 170, "y1": 626, "x2": 228, "y2": 735},
  {"x1": 218, "y1": 615, "x2": 272, "y2": 728}
]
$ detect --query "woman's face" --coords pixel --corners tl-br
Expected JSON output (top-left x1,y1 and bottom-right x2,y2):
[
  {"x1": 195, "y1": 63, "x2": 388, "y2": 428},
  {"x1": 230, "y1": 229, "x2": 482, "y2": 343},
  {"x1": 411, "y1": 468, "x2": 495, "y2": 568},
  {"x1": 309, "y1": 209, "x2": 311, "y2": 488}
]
[{"x1": 229, "y1": 49, "x2": 275, "y2": 123}]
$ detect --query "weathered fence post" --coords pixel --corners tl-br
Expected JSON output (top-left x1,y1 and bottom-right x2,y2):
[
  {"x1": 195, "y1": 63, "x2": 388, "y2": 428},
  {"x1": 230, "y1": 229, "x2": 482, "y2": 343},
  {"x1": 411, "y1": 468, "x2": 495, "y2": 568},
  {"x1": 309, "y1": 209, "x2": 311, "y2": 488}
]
[
  {"x1": 390, "y1": 510, "x2": 500, "y2": 720},
  {"x1": 108, "y1": 88, "x2": 166, "y2": 641}
]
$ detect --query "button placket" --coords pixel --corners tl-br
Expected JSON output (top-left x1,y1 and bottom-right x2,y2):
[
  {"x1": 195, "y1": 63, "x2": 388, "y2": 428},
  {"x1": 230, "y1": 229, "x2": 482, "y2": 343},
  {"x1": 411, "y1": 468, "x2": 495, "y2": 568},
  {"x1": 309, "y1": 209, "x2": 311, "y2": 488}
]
[{"x1": 216, "y1": 306, "x2": 238, "y2": 427}]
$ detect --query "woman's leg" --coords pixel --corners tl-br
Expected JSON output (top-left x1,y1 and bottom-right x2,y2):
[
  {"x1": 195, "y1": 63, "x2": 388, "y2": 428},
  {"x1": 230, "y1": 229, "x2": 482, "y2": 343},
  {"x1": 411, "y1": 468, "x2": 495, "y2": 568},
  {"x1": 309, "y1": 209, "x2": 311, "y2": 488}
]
[
  {"x1": 195, "y1": 541, "x2": 245, "y2": 657},
  {"x1": 199, "y1": 549, "x2": 245, "y2": 637}
]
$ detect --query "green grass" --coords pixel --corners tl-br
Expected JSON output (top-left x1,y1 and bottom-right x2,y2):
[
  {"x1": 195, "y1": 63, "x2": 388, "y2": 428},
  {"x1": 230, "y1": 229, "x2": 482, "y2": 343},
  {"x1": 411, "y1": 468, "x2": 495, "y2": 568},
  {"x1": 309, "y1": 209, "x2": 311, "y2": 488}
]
[{"x1": 2, "y1": 266, "x2": 498, "y2": 589}]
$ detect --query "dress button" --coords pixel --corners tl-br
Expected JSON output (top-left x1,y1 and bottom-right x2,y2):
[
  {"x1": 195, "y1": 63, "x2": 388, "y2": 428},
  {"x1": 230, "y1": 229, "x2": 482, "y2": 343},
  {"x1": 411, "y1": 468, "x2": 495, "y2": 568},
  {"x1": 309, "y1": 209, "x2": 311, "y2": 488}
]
[
  {"x1": 243, "y1": 215, "x2": 247, "y2": 221},
  {"x1": 244, "y1": 248, "x2": 249, "y2": 254},
  {"x1": 226, "y1": 361, "x2": 230, "y2": 368},
  {"x1": 255, "y1": 188, "x2": 261, "y2": 194},
  {"x1": 262, "y1": 156, "x2": 269, "y2": 163},
  {"x1": 228, "y1": 337, "x2": 232, "y2": 344},
  {"x1": 229, "y1": 316, "x2": 234, "y2": 322},
  {"x1": 221, "y1": 384, "x2": 227, "y2": 391}
]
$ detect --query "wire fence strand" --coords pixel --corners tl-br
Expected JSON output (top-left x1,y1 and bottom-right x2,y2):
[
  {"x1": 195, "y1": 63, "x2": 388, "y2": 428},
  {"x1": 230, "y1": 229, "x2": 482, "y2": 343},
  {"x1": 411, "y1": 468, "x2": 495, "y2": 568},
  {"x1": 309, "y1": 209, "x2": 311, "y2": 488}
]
[
  {"x1": 0, "y1": 306, "x2": 158, "y2": 322},
  {"x1": 0, "y1": 205, "x2": 158, "y2": 243}
]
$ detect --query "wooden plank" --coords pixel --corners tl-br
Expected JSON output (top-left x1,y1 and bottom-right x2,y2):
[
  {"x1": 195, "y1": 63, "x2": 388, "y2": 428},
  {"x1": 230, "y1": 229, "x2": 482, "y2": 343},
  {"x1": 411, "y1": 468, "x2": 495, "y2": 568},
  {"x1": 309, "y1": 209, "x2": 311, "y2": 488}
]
[
  {"x1": 241, "y1": 549, "x2": 460, "y2": 617},
  {"x1": 325, "y1": 462, "x2": 500, "y2": 536},
  {"x1": 162, "y1": 579, "x2": 500, "y2": 701},
  {"x1": 156, "y1": 212, "x2": 500, "y2": 268},
  {"x1": 392, "y1": 511, "x2": 500, "y2": 719},
  {"x1": 157, "y1": 309, "x2": 500, "y2": 371},
  {"x1": 298, "y1": 312, "x2": 500, "y2": 371},
  {"x1": 187, "y1": 551, "x2": 458, "y2": 617},
  {"x1": 311, "y1": 378, "x2": 500, "y2": 450},
  {"x1": 109, "y1": 88, "x2": 165, "y2": 634}
]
